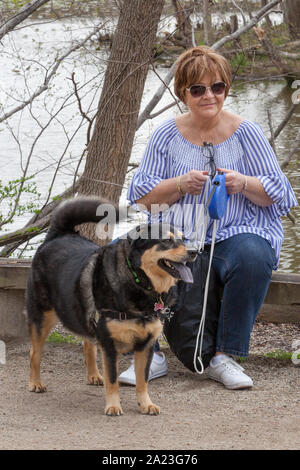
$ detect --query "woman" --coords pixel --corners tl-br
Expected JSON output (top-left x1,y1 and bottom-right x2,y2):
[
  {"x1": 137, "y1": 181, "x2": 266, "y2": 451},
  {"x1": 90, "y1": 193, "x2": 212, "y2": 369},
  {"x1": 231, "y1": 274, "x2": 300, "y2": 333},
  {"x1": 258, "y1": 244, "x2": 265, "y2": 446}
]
[{"x1": 119, "y1": 46, "x2": 298, "y2": 389}]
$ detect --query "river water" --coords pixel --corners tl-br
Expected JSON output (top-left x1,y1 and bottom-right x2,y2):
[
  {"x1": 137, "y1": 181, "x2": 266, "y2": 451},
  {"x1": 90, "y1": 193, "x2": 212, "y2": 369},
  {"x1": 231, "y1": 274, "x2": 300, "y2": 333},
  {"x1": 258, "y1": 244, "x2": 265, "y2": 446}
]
[{"x1": 0, "y1": 18, "x2": 299, "y2": 272}]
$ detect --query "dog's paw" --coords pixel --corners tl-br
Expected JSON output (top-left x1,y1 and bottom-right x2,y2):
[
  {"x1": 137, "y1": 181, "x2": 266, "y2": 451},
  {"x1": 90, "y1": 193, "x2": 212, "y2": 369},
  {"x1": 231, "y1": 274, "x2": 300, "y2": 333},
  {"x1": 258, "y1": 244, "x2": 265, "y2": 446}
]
[
  {"x1": 140, "y1": 403, "x2": 160, "y2": 415},
  {"x1": 29, "y1": 381, "x2": 47, "y2": 393},
  {"x1": 105, "y1": 405, "x2": 123, "y2": 416},
  {"x1": 87, "y1": 373, "x2": 103, "y2": 386}
]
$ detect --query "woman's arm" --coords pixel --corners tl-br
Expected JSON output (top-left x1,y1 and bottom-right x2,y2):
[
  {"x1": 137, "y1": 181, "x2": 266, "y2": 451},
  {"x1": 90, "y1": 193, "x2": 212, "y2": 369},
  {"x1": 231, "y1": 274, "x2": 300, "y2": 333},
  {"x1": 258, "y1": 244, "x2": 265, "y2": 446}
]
[
  {"x1": 137, "y1": 170, "x2": 209, "y2": 211},
  {"x1": 242, "y1": 175, "x2": 274, "y2": 207},
  {"x1": 137, "y1": 177, "x2": 182, "y2": 211}
]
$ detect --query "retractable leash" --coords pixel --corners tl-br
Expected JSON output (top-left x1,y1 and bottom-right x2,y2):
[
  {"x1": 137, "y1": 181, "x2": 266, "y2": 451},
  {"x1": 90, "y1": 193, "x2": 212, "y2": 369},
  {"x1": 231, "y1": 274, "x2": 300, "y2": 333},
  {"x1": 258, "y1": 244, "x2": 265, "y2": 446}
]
[{"x1": 192, "y1": 145, "x2": 230, "y2": 375}]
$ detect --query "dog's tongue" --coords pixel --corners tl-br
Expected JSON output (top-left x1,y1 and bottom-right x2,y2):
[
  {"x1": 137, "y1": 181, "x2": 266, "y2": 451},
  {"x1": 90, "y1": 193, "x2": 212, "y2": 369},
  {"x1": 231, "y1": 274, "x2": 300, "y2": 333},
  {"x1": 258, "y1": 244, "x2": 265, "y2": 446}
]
[{"x1": 172, "y1": 262, "x2": 193, "y2": 283}]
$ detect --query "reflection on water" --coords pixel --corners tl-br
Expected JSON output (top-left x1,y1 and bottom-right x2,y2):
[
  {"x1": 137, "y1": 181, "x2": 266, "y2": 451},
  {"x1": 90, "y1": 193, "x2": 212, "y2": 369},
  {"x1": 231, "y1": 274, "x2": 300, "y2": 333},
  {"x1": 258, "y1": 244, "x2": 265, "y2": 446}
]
[{"x1": 0, "y1": 20, "x2": 298, "y2": 272}]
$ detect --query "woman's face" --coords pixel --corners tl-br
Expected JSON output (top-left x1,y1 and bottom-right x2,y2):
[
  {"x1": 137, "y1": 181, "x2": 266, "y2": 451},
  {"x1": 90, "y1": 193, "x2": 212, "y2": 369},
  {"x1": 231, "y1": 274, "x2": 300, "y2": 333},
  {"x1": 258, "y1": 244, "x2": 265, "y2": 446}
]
[{"x1": 184, "y1": 73, "x2": 226, "y2": 121}]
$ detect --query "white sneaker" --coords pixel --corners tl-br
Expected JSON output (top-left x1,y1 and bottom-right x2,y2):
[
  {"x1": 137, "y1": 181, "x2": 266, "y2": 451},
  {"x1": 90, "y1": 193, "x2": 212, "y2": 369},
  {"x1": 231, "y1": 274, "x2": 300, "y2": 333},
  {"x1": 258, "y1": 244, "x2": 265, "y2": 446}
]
[
  {"x1": 119, "y1": 352, "x2": 168, "y2": 385},
  {"x1": 207, "y1": 355, "x2": 253, "y2": 390}
]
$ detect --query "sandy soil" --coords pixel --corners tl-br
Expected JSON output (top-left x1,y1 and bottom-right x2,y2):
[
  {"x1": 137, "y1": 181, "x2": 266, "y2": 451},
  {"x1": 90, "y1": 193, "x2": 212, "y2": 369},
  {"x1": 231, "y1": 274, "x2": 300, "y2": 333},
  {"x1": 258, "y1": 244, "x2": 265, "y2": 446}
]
[{"x1": 0, "y1": 321, "x2": 299, "y2": 451}]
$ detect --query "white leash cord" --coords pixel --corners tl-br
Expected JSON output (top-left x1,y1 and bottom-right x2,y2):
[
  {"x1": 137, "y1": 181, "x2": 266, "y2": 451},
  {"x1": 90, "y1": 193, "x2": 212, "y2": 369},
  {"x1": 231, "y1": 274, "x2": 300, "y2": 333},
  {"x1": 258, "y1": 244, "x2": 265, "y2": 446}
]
[
  {"x1": 183, "y1": 179, "x2": 218, "y2": 374},
  {"x1": 191, "y1": 177, "x2": 218, "y2": 375},
  {"x1": 194, "y1": 179, "x2": 210, "y2": 253}
]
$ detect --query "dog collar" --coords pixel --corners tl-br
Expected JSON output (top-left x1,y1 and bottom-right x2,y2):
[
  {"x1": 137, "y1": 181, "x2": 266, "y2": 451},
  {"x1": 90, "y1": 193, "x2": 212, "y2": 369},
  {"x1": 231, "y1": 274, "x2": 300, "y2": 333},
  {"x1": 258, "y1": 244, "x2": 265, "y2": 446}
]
[{"x1": 126, "y1": 257, "x2": 153, "y2": 291}]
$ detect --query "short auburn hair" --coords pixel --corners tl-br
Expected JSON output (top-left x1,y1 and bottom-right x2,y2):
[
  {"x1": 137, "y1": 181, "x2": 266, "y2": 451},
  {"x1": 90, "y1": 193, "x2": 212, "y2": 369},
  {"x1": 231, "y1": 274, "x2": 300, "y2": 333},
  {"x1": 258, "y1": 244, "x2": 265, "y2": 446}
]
[{"x1": 174, "y1": 46, "x2": 232, "y2": 103}]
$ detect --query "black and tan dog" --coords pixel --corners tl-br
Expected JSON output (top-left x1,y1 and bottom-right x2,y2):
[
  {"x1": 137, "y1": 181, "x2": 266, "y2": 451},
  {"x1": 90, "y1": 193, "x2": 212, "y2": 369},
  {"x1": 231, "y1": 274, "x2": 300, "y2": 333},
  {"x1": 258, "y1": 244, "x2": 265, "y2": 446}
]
[{"x1": 26, "y1": 197, "x2": 195, "y2": 416}]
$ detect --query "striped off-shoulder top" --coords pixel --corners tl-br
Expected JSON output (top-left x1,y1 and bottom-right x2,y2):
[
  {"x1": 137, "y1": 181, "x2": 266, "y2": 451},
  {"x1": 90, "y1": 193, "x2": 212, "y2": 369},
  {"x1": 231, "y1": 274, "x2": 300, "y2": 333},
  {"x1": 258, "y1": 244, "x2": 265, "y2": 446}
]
[{"x1": 127, "y1": 118, "x2": 298, "y2": 269}]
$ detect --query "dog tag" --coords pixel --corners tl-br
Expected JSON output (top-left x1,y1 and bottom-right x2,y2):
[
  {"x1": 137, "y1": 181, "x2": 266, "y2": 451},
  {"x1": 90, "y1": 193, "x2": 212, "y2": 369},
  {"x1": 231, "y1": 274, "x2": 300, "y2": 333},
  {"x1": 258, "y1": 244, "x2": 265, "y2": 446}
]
[{"x1": 154, "y1": 302, "x2": 164, "y2": 312}]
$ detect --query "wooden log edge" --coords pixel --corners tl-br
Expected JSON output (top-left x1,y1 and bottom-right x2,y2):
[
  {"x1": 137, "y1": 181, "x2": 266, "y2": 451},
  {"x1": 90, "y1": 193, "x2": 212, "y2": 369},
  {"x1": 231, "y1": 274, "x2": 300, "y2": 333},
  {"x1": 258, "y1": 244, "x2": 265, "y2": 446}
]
[{"x1": 0, "y1": 258, "x2": 299, "y2": 324}]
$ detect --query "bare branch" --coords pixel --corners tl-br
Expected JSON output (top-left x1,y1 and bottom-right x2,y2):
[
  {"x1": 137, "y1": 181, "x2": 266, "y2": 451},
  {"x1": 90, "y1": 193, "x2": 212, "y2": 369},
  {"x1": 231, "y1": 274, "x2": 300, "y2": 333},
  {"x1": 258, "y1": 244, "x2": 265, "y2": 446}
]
[
  {"x1": 279, "y1": 39, "x2": 300, "y2": 50},
  {"x1": 137, "y1": 62, "x2": 177, "y2": 129},
  {"x1": 148, "y1": 99, "x2": 181, "y2": 120},
  {"x1": 0, "y1": 180, "x2": 80, "y2": 254},
  {"x1": 231, "y1": 0, "x2": 247, "y2": 26},
  {"x1": 281, "y1": 129, "x2": 300, "y2": 171},
  {"x1": 212, "y1": 0, "x2": 281, "y2": 50},
  {"x1": 267, "y1": 107, "x2": 276, "y2": 154},
  {"x1": 69, "y1": 72, "x2": 92, "y2": 124},
  {"x1": 0, "y1": 0, "x2": 50, "y2": 40},
  {"x1": 0, "y1": 23, "x2": 106, "y2": 123},
  {"x1": 223, "y1": 44, "x2": 300, "y2": 59}
]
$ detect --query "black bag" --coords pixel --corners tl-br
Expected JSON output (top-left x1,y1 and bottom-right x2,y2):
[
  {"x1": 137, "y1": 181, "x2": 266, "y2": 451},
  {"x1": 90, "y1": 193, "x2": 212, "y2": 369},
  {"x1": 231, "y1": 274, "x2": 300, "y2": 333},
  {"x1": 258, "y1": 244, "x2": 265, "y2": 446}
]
[{"x1": 163, "y1": 250, "x2": 221, "y2": 372}]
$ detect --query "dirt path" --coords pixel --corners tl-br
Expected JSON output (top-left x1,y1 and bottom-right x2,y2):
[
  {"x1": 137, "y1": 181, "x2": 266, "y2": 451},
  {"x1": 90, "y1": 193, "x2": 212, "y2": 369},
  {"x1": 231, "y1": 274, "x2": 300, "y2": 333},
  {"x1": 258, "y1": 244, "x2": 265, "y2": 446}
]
[{"x1": 0, "y1": 322, "x2": 299, "y2": 450}]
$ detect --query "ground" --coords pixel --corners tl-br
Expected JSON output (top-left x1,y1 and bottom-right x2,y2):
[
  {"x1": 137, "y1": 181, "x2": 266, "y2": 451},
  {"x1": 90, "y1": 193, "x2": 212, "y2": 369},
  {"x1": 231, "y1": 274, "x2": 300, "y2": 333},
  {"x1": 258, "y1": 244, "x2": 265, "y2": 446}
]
[{"x1": 0, "y1": 321, "x2": 299, "y2": 451}]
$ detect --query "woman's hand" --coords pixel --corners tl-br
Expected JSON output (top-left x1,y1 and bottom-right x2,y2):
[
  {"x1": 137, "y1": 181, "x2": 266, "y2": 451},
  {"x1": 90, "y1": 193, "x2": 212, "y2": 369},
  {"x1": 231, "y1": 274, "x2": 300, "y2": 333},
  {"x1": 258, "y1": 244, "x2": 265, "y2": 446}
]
[
  {"x1": 217, "y1": 167, "x2": 273, "y2": 206},
  {"x1": 180, "y1": 170, "x2": 209, "y2": 195},
  {"x1": 217, "y1": 168, "x2": 246, "y2": 194}
]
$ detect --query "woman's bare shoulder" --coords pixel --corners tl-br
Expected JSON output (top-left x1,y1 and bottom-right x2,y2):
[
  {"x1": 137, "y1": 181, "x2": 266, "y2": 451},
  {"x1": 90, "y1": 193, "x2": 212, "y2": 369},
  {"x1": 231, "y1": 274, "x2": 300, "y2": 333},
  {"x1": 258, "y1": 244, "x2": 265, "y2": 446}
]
[
  {"x1": 223, "y1": 110, "x2": 244, "y2": 129},
  {"x1": 174, "y1": 113, "x2": 189, "y2": 126}
]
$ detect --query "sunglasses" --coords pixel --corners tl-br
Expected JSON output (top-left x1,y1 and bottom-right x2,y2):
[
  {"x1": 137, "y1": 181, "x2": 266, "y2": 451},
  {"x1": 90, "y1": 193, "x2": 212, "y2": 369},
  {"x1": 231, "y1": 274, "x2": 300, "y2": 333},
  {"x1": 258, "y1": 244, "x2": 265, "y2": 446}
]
[
  {"x1": 203, "y1": 142, "x2": 216, "y2": 178},
  {"x1": 186, "y1": 81, "x2": 226, "y2": 98}
]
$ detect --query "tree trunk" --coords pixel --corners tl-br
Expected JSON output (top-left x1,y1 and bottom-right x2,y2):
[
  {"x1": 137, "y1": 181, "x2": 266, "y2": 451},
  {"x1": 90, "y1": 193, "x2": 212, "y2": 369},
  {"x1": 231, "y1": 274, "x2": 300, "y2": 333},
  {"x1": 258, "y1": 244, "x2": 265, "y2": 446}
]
[
  {"x1": 284, "y1": 0, "x2": 300, "y2": 40},
  {"x1": 230, "y1": 14, "x2": 242, "y2": 48},
  {"x1": 230, "y1": 14, "x2": 239, "y2": 34},
  {"x1": 244, "y1": 0, "x2": 253, "y2": 19},
  {"x1": 172, "y1": 0, "x2": 193, "y2": 49},
  {"x1": 203, "y1": 0, "x2": 212, "y2": 45},
  {"x1": 261, "y1": 0, "x2": 272, "y2": 28},
  {"x1": 78, "y1": 0, "x2": 164, "y2": 242}
]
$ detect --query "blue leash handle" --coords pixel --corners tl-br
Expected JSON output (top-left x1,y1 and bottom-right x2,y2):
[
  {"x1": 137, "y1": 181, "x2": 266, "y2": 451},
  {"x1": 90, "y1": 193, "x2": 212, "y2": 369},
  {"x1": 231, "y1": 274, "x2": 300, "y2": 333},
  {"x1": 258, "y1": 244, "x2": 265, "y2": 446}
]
[{"x1": 208, "y1": 173, "x2": 229, "y2": 220}]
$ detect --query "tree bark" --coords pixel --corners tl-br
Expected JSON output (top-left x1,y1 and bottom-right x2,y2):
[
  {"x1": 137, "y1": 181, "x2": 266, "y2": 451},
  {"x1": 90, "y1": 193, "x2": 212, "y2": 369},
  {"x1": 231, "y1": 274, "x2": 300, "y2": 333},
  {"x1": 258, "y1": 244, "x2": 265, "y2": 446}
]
[{"x1": 284, "y1": 0, "x2": 300, "y2": 40}]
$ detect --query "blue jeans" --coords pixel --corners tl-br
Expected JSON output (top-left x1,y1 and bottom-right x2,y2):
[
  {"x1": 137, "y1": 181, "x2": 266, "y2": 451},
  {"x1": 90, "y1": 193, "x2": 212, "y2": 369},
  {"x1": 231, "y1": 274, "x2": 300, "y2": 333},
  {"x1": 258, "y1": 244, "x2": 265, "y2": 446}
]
[{"x1": 206, "y1": 233, "x2": 275, "y2": 357}]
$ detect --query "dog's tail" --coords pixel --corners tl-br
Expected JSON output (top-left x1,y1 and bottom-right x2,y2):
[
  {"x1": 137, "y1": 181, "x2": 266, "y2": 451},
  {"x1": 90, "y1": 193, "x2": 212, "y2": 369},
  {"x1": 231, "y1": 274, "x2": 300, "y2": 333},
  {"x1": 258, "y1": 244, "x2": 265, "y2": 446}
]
[{"x1": 46, "y1": 196, "x2": 125, "y2": 241}]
